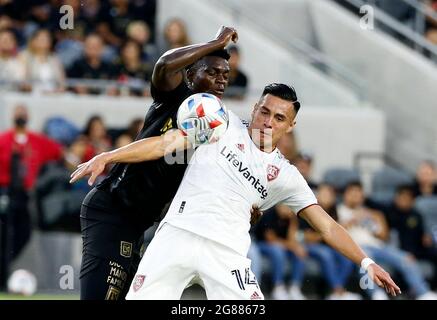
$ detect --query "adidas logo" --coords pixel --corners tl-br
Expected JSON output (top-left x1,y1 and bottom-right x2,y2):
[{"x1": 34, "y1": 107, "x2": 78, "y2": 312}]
[{"x1": 250, "y1": 291, "x2": 262, "y2": 300}]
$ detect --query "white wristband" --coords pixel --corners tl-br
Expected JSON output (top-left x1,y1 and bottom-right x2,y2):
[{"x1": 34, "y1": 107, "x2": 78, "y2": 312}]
[{"x1": 361, "y1": 257, "x2": 375, "y2": 271}]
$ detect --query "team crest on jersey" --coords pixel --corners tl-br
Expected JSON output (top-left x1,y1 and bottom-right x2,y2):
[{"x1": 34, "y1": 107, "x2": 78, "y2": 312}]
[
  {"x1": 105, "y1": 286, "x2": 121, "y2": 300},
  {"x1": 133, "y1": 275, "x2": 146, "y2": 292},
  {"x1": 120, "y1": 241, "x2": 132, "y2": 258},
  {"x1": 236, "y1": 143, "x2": 245, "y2": 152},
  {"x1": 267, "y1": 165, "x2": 280, "y2": 181}
]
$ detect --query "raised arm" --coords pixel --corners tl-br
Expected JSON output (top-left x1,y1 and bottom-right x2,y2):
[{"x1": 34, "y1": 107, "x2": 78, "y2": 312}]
[
  {"x1": 69, "y1": 129, "x2": 189, "y2": 185},
  {"x1": 152, "y1": 26, "x2": 238, "y2": 91},
  {"x1": 299, "y1": 205, "x2": 401, "y2": 296}
]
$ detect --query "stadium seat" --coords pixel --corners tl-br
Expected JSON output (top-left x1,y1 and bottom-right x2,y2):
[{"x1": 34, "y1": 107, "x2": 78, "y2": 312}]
[
  {"x1": 368, "y1": 191, "x2": 395, "y2": 208},
  {"x1": 322, "y1": 167, "x2": 361, "y2": 192},
  {"x1": 371, "y1": 166, "x2": 413, "y2": 194}
]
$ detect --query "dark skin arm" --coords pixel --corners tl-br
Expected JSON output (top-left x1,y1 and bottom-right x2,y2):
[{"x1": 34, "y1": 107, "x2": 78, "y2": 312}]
[{"x1": 152, "y1": 26, "x2": 238, "y2": 92}]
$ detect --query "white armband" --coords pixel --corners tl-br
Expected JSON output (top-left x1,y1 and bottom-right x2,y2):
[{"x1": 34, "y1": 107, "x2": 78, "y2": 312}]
[{"x1": 361, "y1": 257, "x2": 375, "y2": 271}]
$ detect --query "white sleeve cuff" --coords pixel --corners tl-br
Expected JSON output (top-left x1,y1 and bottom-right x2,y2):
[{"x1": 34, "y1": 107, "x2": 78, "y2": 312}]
[{"x1": 361, "y1": 257, "x2": 375, "y2": 271}]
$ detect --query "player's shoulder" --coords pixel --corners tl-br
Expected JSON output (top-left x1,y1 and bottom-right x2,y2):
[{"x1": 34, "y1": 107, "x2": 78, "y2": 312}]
[
  {"x1": 227, "y1": 110, "x2": 250, "y2": 128},
  {"x1": 272, "y1": 149, "x2": 300, "y2": 174}
]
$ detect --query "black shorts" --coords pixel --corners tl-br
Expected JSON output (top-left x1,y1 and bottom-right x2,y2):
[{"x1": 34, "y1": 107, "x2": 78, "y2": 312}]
[{"x1": 79, "y1": 189, "x2": 154, "y2": 300}]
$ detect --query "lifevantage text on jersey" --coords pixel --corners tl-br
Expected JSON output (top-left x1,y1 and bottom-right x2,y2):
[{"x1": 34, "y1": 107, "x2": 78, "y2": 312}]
[{"x1": 220, "y1": 146, "x2": 268, "y2": 200}]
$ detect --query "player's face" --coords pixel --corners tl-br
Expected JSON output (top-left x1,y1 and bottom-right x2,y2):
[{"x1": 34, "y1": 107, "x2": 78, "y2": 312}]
[
  {"x1": 189, "y1": 57, "x2": 230, "y2": 98},
  {"x1": 250, "y1": 94, "x2": 296, "y2": 151}
]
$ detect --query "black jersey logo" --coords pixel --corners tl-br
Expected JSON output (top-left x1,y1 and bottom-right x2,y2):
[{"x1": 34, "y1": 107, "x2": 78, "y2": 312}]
[
  {"x1": 120, "y1": 241, "x2": 133, "y2": 258},
  {"x1": 178, "y1": 201, "x2": 186, "y2": 214},
  {"x1": 160, "y1": 117, "x2": 173, "y2": 135},
  {"x1": 105, "y1": 286, "x2": 121, "y2": 300}
]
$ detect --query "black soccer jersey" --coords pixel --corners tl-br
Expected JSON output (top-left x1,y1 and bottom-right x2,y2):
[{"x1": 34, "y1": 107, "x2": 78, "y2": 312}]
[{"x1": 95, "y1": 81, "x2": 193, "y2": 225}]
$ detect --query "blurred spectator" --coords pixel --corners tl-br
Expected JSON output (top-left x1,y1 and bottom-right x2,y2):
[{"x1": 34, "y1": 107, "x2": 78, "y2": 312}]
[
  {"x1": 412, "y1": 160, "x2": 437, "y2": 197},
  {"x1": 115, "y1": 39, "x2": 152, "y2": 96},
  {"x1": 425, "y1": 0, "x2": 437, "y2": 45},
  {"x1": 114, "y1": 133, "x2": 133, "y2": 149},
  {"x1": 254, "y1": 205, "x2": 307, "y2": 300},
  {"x1": 73, "y1": 0, "x2": 106, "y2": 35},
  {"x1": 0, "y1": 105, "x2": 63, "y2": 191},
  {"x1": 385, "y1": 184, "x2": 437, "y2": 287},
  {"x1": 337, "y1": 181, "x2": 437, "y2": 300},
  {"x1": 125, "y1": 117, "x2": 144, "y2": 140},
  {"x1": 276, "y1": 131, "x2": 299, "y2": 163},
  {"x1": 223, "y1": 45, "x2": 248, "y2": 100},
  {"x1": 22, "y1": 0, "x2": 59, "y2": 40},
  {"x1": 96, "y1": 0, "x2": 135, "y2": 47},
  {"x1": 293, "y1": 152, "x2": 318, "y2": 191},
  {"x1": 82, "y1": 115, "x2": 112, "y2": 161},
  {"x1": 113, "y1": 117, "x2": 144, "y2": 148},
  {"x1": 67, "y1": 33, "x2": 117, "y2": 94},
  {"x1": 162, "y1": 18, "x2": 191, "y2": 52},
  {"x1": 55, "y1": 27, "x2": 85, "y2": 69},
  {"x1": 20, "y1": 29, "x2": 66, "y2": 93},
  {"x1": 0, "y1": 28, "x2": 25, "y2": 90},
  {"x1": 35, "y1": 135, "x2": 91, "y2": 233},
  {"x1": 130, "y1": 0, "x2": 157, "y2": 42},
  {"x1": 126, "y1": 20, "x2": 158, "y2": 64},
  {"x1": 0, "y1": 104, "x2": 63, "y2": 260}
]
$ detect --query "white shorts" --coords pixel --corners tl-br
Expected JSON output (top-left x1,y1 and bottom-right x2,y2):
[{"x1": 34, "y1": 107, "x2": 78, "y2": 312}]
[{"x1": 126, "y1": 223, "x2": 264, "y2": 300}]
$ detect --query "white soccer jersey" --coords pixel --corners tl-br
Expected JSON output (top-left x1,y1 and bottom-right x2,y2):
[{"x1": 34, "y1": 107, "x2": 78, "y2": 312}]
[{"x1": 160, "y1": 111, "x2": 317, "y2": 256}]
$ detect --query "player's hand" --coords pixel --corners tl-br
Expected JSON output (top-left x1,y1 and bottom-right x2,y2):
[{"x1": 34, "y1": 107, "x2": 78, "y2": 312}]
[
  {"x1": 214, "y1": 26, "x2": 238, "y2": 47},
  {"x1": 250, "y1": 205, "x2": 263, "y2": 225},
  {"x1": 69, "y1": 153, "x2": 108, "y2": 186},
  {"x1": 367, "y1": 263, "x2": 402, "y2": 297}
]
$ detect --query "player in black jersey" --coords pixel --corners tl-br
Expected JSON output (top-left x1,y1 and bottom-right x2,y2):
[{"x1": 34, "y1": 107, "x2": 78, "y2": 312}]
[{"x1": 73, "y1": 26, "x2": 238, "y2": 300}]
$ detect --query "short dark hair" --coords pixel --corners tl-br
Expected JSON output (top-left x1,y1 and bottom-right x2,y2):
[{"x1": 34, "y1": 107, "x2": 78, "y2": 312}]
[
  {"x1": 186, "y1": 49, "x2": 230, "y2": 71},
  {"x1": 262, "y1": 83, "x2": 301, "y2": 113},
  {"x1": 206, "y1": 48, "x2": 231, "y2": 60},
  {"x1": 344, "y1": 181, "x2": 363, "y2": 191},
  {"x1": 228, "y1": 45, "x2": 239, "y2": 55},
  {"x1": 396, "y1": 184, "x2": 415, "y2": 195}
]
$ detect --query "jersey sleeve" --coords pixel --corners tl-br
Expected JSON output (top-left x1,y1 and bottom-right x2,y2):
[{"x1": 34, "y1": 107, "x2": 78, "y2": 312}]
[
  {"x1": 280, "y1": 166, "x2": 318, "y2": 215},
  {"x1": 150, "y1": 81, "x2": 190, "y2": 104}
]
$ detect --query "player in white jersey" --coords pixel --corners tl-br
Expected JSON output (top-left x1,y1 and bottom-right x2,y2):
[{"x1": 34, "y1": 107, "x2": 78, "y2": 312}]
[{"x1": 70, "y1": 83, "x2": 401, "y2": 300}]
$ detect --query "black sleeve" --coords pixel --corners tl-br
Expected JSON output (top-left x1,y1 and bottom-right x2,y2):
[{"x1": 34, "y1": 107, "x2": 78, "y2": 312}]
[{"x1": 150, "y1": 81, "x2": 190, "y2": 104}]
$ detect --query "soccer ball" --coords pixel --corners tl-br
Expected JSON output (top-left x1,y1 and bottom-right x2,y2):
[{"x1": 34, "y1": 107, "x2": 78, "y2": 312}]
[
  {"x1": 7, "y1": 269, "x2": 37, "y2": 296},
  {"x1": 177, "y1": 93, "x2": 229, "y2": 146}
]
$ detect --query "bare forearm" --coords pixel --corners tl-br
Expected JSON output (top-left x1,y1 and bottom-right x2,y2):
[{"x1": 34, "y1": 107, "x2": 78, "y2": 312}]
[
  {"x1": 102, "y1": 130, "x2": 187, "y2": 165},
  {"x1": 102, "y1": 137, "x2": 164, "y2": 164},
  {"x1": 301, "y1": 205, "x2": 367, "y2": 266},
  {"x1": 156, "y1": 41, "x2": 224, "y2": 75},
  {"x1": 322, "y1": 223, "x2": 367, "y2": 266}
]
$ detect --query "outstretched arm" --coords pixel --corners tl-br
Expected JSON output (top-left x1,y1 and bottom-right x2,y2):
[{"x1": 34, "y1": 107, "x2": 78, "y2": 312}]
[
  {"x1": 299, "y1": 205, "x2": 401, "y2": 297},
  {"x1": 153, "y1": 26, "x2": 238, "y2": 92},
  {"x1": 69, "y1": 129, "x2": 189, "y2": 185}
]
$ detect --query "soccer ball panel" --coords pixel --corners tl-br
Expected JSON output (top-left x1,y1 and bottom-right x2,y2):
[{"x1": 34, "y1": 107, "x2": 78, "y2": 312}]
[{"x1": 177, "y1": 93, "x2": 229, "y2": 146}]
